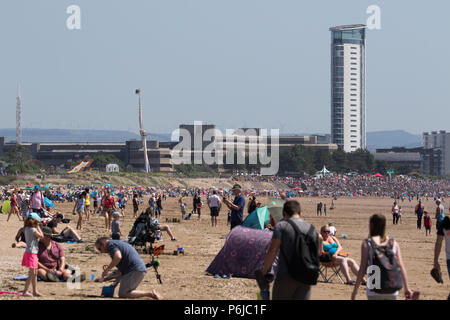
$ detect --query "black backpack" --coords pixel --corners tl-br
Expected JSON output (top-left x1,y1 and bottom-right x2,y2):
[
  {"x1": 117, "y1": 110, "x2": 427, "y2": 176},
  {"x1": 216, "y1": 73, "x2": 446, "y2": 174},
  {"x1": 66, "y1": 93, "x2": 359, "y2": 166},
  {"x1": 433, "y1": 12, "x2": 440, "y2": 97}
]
[
  {"x1": 367, "y1": 238, "x2": 403, "y2": 294},
  {"x1": 281, "y1": 220, "x2": 320, "y2": 285}
]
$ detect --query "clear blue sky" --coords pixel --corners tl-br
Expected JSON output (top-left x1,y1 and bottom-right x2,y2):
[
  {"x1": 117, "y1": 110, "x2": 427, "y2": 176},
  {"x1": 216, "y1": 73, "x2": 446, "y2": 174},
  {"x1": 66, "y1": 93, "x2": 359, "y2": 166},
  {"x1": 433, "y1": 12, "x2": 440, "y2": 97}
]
[{"x1": 0, "y1": 0, "x2": 449, "y2": 135}]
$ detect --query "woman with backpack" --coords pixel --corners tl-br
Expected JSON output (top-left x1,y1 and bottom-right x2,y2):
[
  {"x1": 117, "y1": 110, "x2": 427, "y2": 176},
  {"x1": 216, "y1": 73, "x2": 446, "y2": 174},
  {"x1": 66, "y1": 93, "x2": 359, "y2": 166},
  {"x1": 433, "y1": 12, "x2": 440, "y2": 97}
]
[{"x1": 351, "y1": 214, "x2": 413, "y2": 300}]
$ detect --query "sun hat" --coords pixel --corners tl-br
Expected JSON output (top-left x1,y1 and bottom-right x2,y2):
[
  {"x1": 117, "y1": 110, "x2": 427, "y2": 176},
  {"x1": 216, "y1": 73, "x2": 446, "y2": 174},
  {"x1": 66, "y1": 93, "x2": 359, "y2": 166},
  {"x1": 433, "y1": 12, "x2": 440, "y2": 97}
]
[
  {"x1": 112, "y1": 211, "x2": 122, "y2": 217},
  {"x1": 231, "y1": 184, "x2": 242, "y2": 191},
  {"x1": 35, "y1": 185, "x2": 39, "y2": 190},
  {"x1": 42, "y1": 227, "x2": 53, "y2": 237},
  {"x1": 28, "y1": 212, "x2": 41, "y2": 222},
  {"x1": 328, "y1": 222, "x2": 333, "y2": 226},
  {"x1": 436, "y1": 199, "x2": 441, "y2": 203}
]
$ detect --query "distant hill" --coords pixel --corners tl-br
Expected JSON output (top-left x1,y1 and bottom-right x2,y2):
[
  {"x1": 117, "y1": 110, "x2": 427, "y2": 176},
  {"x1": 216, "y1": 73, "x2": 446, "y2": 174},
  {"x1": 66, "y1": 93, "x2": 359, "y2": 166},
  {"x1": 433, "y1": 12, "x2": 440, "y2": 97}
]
[
  {"x1": 366, "y1": 130, "x2": 422, "y2": 152},
  {"x1": 0, "y1": 129, "x2": 172, "y2": 143},
  {"x1": 0, "y1": 128, "x2": 422, "y2": 150},
  {"x1": 284, "y1": 130, "x2": 422, "y2": 151}
]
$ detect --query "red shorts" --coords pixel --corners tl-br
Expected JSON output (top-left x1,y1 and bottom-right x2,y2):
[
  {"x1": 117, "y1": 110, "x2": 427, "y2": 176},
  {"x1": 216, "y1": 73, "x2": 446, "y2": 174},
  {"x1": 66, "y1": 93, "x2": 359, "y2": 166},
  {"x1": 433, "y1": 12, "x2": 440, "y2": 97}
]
[{"x1": 22, "y1": 252, "x2": 38, "y2": 269}]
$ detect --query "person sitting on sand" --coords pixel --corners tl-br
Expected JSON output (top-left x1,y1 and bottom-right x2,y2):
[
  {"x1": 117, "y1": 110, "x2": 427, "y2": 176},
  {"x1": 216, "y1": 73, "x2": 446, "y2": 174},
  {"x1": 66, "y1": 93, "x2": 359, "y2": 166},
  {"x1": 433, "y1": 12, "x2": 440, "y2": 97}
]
[
  {"x1": 319, "y1": 225, "x2": 362, "y2": 285},
  {"x1": 46, "y1": 214, "x2": 83, "y2": 242},
  {"x1": 95, "y1": 237, "x2": 163, "y2": 299},
  {"x1": 37, "y1": 227, "x2": 81, "y2": 282},
  {"x1": 12, "y1": 221, "x2": 27, "y2": 248}
]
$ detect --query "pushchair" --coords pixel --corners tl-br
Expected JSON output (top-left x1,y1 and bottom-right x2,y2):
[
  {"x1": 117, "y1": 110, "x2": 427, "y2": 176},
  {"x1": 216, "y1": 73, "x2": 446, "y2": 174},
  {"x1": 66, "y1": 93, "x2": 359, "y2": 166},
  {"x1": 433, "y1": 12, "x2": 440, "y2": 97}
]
[
  {"x1": 126, "y1": 211, "x2": 164, "y2": 284},
  {"x1": 126, "y1": 211, "x2": 160, "y2": 253}
]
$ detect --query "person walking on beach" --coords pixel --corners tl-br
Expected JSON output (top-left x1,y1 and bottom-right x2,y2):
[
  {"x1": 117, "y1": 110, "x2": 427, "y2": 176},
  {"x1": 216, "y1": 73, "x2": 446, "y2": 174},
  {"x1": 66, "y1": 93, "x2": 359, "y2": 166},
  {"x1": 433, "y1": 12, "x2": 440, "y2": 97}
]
[
  {"x1": 132, "y1": 193, "x2": 139, "y2": 219},
  {"x1": 317, "y1": 202, "x2": 323, "y2": 216},
  {"x1": 392, "y1": 202, "x2": 400, "y2": 225},
  {"x1": 262, "y1": 200, "x2": 320, "y2": 300},
  {"x1": 7, "y1": 191, "x2": 22, "y2": 222},
  {"x1": 435, "y1": 199, "x2": 445, "y2": 232},
  {"x1": 156, "y1": 194, "x2": 162, "y2": 218},
  {"x1": 208, "y1": 190, "x2": 221, "y2": 227},
  {"x1": 72, "y1": 192, "x2": 86, "y2": 230},
  {"x1": 415, "y1": 200, "x2": 425, "y2": 230},
  {"x1": 21, "y1": 213, "x2": 44, "y2": 297},
  {"x1": 424, "y1": 211, "x2": 432, "y2": 236},
  {"x1": 101, "y1": 190, "x2": 116, "y2": 231},
  {"x1": 432, "y1": 216, "x2": 450, "y2": 299},
  {"x1": 351, "y1": 214, "x2": 413, "y2": 300},
  {"x1": 30, "y1": 185, "x2": 45, "y2": 216},
  {"x1": 84, "y1": 188, "x2": 91, "y2": 222},
  {"x1": 223, "y1": 184, "x2": 245, "y2": 230}
]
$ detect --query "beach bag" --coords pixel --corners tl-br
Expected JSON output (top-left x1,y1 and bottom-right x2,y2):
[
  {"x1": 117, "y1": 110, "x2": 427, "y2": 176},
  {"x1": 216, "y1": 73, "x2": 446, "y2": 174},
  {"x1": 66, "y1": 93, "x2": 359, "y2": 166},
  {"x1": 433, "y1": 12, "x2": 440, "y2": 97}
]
[
  {"x1": 367, "y1": 238, "x2": 403, "y2": 294},
  {"x1": 281, "y1": 220, "x2": 319, "y2": 285}
]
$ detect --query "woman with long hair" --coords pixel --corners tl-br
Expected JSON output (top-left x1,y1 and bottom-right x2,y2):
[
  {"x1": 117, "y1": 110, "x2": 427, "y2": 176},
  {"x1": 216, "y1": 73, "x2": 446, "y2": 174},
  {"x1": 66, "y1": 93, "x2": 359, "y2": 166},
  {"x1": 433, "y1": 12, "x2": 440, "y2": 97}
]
[{"x1": 351, "y1": 214, "x2": 413, "y2": 300}]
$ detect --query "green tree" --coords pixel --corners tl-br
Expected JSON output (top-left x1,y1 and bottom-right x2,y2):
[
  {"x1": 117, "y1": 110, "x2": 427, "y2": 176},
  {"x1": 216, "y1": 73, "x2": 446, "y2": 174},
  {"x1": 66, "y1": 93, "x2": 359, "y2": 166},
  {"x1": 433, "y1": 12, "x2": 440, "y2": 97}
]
[
  {"x1": 91, "y1": 153, "x2": 124, "y2": 170},
  {"x1": 6, "y1": 145, "x2": 39, "y2": 173}
]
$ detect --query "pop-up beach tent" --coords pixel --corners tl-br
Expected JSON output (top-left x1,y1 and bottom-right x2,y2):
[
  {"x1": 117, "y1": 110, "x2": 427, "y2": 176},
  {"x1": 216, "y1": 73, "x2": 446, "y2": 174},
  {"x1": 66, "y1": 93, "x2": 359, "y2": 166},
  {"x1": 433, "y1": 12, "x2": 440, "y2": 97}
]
[
  {"x1": 242, "y1": 206, "x2": 270, "y2": 230},
  {"x1": 206, "y1": 226, "x2": 277, "y2": 279}
]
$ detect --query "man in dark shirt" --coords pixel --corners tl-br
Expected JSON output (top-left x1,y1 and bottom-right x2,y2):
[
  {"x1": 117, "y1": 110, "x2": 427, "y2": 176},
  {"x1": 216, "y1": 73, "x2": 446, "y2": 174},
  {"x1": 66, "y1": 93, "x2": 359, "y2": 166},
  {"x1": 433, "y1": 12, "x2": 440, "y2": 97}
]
[
  {"x1": 95, "y1": 237, "x2": 162, "y2": 299},
  {"x1": 223, "y1": 184, "x2": 246, "y2": 230}
]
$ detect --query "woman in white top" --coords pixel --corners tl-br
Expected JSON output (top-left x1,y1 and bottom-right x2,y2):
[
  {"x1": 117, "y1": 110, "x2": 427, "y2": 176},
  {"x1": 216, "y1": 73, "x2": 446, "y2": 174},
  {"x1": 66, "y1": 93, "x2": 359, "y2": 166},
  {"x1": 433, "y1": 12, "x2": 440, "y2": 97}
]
[
  {"x1": 392, "y1": 202, "x2": 400, "y2": 225},
  {"x1": 351, "y1": 214, "x2": 413, "y2": 300}
]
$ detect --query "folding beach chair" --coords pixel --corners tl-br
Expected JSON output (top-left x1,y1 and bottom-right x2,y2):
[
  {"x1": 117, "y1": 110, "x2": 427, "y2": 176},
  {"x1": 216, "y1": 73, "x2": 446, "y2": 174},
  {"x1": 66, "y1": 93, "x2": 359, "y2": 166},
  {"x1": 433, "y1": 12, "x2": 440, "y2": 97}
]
[{"x1": 318, "y1": 252, "x2": 349, "y2": 284}]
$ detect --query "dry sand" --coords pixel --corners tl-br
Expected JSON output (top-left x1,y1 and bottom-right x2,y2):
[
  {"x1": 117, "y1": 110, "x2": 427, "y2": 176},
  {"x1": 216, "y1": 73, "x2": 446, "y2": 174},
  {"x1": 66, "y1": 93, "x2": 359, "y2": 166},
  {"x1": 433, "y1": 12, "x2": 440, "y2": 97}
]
[{"x1": 0, "y1": 195, "x2": 448, "y2": 300}]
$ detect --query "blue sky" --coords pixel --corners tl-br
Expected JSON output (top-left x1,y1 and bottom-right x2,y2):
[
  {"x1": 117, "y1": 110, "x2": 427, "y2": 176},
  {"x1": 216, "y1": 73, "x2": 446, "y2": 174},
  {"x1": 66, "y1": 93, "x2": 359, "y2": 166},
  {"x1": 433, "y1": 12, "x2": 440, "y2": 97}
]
[{"x1": 0, "y1": 0, "x2": 449, "y2": 135}]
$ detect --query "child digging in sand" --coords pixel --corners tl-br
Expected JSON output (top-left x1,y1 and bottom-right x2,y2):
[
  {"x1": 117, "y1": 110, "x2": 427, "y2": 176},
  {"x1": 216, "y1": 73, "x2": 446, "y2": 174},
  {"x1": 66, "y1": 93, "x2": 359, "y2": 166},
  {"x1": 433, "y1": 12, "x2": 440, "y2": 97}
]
[{"x1": 22, "y1": 213, "x2": 44, "y2": 297}]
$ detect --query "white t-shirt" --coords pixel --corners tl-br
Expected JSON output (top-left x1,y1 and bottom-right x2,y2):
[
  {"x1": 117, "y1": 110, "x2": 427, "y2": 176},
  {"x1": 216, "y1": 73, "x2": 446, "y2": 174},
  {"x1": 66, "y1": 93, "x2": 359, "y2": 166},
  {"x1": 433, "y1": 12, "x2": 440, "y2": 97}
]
[{"x1": 208, "y1": 195, "x2": 221, "y2": 208}]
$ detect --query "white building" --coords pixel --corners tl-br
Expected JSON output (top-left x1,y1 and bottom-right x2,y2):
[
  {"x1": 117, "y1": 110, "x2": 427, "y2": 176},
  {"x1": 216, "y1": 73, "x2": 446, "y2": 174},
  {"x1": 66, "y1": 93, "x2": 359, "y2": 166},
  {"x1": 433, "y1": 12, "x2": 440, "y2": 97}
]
[{"x1": 330, "y1": 24, "x2": 367, "y2": 152}]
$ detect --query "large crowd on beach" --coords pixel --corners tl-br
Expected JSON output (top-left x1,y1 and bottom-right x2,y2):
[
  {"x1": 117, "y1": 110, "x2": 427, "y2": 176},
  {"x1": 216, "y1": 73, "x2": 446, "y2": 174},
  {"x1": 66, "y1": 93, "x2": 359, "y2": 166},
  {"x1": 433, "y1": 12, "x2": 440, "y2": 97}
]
[{"x1": 0, "y1": 174, "x2": 449, "y2": 300}]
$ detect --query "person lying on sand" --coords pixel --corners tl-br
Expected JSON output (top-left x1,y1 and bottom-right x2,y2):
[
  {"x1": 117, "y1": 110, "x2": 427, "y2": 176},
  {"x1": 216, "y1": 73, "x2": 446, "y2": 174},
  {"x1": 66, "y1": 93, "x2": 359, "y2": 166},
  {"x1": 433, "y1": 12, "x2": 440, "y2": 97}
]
[{"x1": 46, "y1": 214, "x2": 83, "y2": 242}]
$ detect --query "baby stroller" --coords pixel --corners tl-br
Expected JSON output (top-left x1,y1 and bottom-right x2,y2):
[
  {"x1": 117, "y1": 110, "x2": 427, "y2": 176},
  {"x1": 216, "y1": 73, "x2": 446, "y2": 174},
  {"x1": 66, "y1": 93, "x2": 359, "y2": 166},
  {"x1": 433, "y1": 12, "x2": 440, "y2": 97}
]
[
  {"x1": 126, "y1": 211, "x2": 160, "y2": 253},
  {"x1": 126, "y1": 211, "x2": 164, "y2": 284}
]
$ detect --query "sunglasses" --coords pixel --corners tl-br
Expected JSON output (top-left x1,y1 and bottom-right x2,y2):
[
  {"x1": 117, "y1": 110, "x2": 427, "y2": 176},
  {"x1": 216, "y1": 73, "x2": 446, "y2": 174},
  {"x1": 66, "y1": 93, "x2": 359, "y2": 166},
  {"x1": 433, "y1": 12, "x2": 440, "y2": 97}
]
[{"x1": 322, "y1": 230, "x2": 330, "y2": 234}]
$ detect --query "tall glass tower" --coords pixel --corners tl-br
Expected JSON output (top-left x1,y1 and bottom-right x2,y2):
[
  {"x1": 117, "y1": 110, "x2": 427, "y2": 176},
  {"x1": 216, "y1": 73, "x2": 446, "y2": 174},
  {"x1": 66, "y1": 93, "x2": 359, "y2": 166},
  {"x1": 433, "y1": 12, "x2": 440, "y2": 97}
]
[{"x1": 330, "y1": 24, "x2": 366, "y2": 152}]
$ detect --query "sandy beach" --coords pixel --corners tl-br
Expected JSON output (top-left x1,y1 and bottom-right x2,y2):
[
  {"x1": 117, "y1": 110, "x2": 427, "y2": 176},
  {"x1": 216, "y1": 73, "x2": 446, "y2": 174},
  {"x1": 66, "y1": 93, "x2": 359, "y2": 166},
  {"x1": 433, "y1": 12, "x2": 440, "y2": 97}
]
[{"x1": 0, "y1": 195, "x2": 448, "y2": 300}]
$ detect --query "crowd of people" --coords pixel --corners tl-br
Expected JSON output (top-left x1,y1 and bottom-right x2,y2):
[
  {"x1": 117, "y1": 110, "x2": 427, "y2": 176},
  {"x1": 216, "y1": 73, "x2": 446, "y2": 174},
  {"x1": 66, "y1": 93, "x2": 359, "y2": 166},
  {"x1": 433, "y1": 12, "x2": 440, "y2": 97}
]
[{"x1": 0, "y1": 174, "x2": 449, "y2": 300}]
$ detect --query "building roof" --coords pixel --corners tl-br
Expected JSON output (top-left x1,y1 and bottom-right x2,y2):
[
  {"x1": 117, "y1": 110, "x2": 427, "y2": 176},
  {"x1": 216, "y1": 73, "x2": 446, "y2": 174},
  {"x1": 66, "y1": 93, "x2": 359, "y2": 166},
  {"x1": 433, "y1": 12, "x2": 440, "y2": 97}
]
[{"x1": 329, "y1": 24, "x2": 367, "y2": 31}]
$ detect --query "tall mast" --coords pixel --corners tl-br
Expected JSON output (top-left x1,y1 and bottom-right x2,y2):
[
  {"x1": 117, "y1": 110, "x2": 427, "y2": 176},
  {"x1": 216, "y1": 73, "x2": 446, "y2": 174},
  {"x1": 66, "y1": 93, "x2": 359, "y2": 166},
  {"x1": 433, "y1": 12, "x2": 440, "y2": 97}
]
[
  {"x1": 136, "y1": 89, "x2": 150, "y2": 173},
  {"x1": 16, "y1": 84, "x2": 22, "y2": 145}
]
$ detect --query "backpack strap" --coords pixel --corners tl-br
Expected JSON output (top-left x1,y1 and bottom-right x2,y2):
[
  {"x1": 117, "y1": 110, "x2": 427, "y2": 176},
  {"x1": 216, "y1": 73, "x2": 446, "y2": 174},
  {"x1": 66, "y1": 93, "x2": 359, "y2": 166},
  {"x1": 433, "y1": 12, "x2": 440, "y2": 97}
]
[{"x1": 280, "y1": 219, "x2": 315, "y2": 262}]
